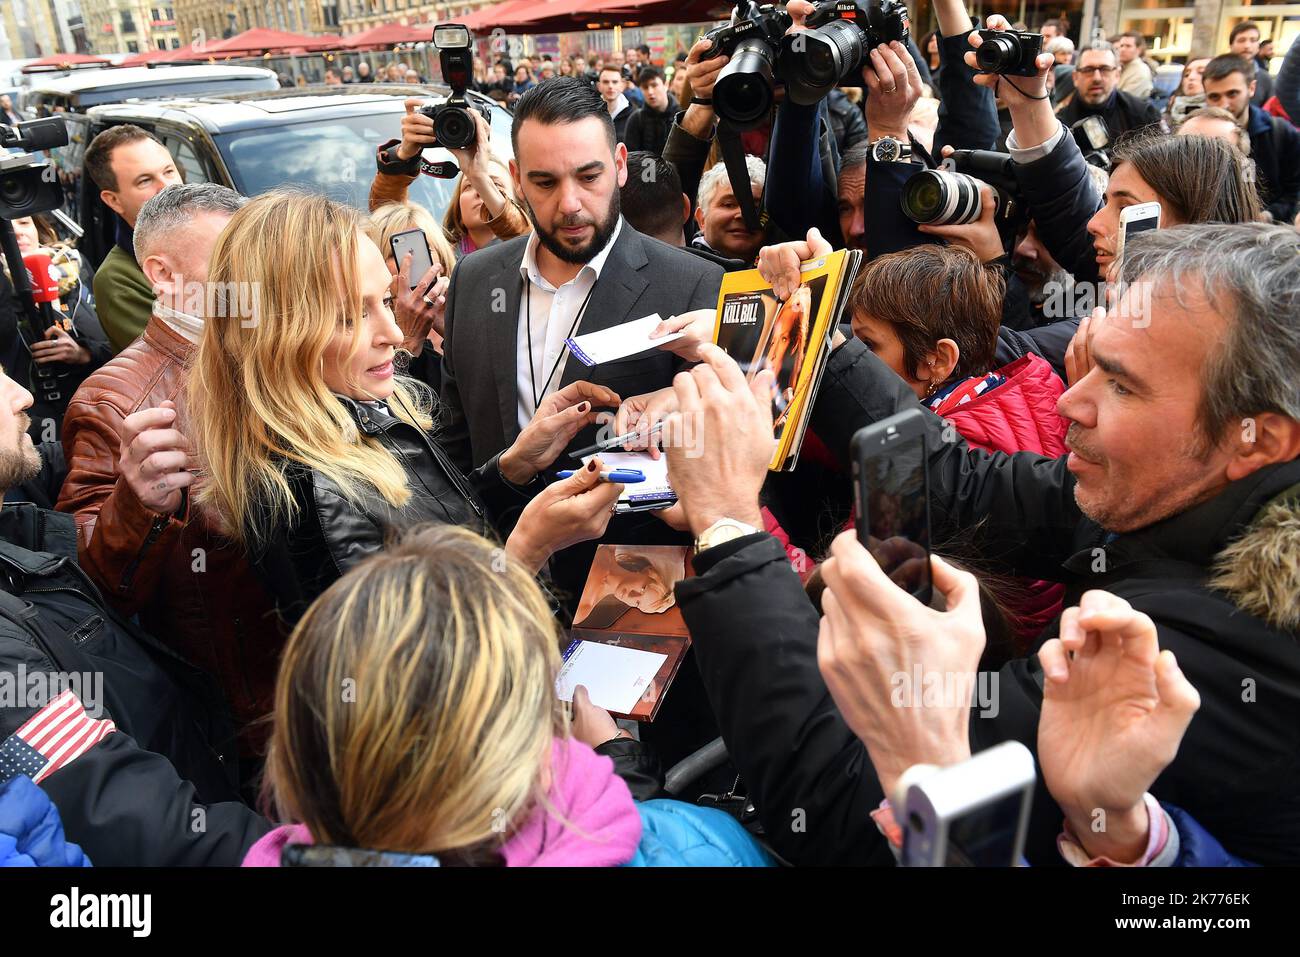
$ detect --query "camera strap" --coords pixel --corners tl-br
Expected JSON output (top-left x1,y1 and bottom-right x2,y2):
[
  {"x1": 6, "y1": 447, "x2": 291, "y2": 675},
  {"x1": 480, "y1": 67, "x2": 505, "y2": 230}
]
[
  {"x1": 717, "y1": 119, "x2": 769, "y2": 235},
  {"x1": 420, "y1": 159, "x2": 461, "y2": 180}
]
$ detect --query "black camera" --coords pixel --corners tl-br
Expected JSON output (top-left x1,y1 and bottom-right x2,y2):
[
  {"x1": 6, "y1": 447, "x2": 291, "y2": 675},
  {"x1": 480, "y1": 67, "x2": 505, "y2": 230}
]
[
  {"x1": 422, "y1": 23, "x2": 493, "y2": 150},
  {"x1": 700, "y1": 2, "x2": 793, "y2": 128},
  {"x1": 779, "y1": 0, "x2": 911, "y2": 105},
  {"x1": 0, "y1": 117, "x2": 69, "y2": 220},
  {"x1": 901, "y1": 149, "x2": 1027, "y2": 250},
  {"x1": 974, "y1": 28, "x2": 1043, "y2": 77}
]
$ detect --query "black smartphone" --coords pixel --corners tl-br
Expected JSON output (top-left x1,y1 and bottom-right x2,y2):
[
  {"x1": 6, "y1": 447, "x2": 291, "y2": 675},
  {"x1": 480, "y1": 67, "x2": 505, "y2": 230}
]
[
  {"x1": 851, "y1": 408, "x2": 933, "y2": 604},
  {"x1": 389, "y1": 227, "x2": 434, "y2": 289}
]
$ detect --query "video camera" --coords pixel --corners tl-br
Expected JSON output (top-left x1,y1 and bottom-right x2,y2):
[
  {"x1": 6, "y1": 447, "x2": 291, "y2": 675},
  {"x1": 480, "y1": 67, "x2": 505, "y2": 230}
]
[
  {"x1": 900, "y1": 149, "x2": 1028, "y2": 252},
  {"x1": 421, "y1": 24, "x2": 494, "y2": 150},
  {"x1": 779, "y1": 0, "x2": 911, "y2": 105},
  {"x1": 0, "y1": 117, "x2": 68, "y2": 221}
]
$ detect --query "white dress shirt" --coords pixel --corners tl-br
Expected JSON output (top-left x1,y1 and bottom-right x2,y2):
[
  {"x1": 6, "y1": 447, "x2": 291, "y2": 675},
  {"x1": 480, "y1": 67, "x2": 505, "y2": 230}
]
[{"x1": 515, "y1": 217, "x2": 623, "y2": 429}]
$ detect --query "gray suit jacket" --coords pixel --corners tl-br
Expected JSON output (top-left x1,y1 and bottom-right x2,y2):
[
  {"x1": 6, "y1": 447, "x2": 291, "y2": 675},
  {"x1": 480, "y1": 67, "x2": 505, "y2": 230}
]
[{"x1": 439, "y1": 220, "x2": 725, "y2": 472}]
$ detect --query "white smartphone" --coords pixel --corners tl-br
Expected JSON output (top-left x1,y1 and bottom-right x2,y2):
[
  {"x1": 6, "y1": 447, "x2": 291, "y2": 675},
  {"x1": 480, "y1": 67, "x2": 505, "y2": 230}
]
[
  {"x1": 1116, "y1": 201, "x2": 1161, "y2": 261},
  {"x1": 897, "y1": 741, "x2": 1036, "y2": 867},
  {"x1": 389, "y1": 227, "x2": 435, "y2": 289}
]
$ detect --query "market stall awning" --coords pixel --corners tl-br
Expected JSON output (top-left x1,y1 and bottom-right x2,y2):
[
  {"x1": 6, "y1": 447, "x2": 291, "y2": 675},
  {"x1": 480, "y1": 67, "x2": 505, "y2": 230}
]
[
  {"x1": 204, "y1": 27, "x2": 341, "y2": 55},
  {"x1": 455, "y1": 0, "x2": 550, "y2": 33},
  {"x1": 480, "y1": 0, "x2": 726, "y2": 34}
]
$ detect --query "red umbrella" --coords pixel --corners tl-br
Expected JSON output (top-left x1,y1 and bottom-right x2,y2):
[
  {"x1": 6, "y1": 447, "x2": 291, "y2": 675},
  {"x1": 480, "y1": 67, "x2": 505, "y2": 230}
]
[
  {"x1": 20, "y1": 52, "x2": 112, "y2": 72},
  {"x1": 203, "y1": 27, "x2": 341, "y2": 56},
  {"x1": 341, "y1": 22, "x2": 431, "y2": 49}
]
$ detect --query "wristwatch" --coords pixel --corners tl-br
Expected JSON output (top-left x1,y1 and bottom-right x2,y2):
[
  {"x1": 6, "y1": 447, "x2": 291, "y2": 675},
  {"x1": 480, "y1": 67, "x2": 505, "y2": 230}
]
[
  {"x1": 694, "y1": 517, "x2": 760, "y2": 553},
  {"x1": 870, "y1": 136, "x2": 912, "y2": 164}
]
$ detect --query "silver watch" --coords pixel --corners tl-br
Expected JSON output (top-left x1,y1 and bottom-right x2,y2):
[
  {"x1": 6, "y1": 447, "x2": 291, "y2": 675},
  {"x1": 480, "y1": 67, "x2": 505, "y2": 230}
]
[{"x1": 870, "y1": 136, "x2": 912, "y2": 164}]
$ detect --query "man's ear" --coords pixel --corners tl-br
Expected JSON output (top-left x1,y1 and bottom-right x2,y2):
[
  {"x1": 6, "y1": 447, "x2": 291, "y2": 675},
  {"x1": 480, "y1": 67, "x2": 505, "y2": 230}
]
[
  {"x1": 1225, "y1": 412, "x2": 1300, "y2": 482},
  {"x1": 694, "y1": 203, "x2": 705, "y2": 230},
  {"x1": 1247, "y1": 78, "x2": 1257, "y2": 99},
  {"x1": 138, "y1": 252, "x2": 171, "y2": 293},
  {"x1": 614, "y1": 141, "x2": 628, "y2": 188},
  {"x1": 100, "y1": 188, "x2": 126, "y2": 219},
  {"x1": 680, "y1": 193, "x2": 692, "y2": 229},
  {"x1": 509, "y1": 157, "x2": 522, "y2": 197}
]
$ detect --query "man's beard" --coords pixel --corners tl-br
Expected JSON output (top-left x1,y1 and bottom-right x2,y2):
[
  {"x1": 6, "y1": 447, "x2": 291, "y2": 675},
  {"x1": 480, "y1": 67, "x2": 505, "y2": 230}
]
[
  {"x1": 525, "y1": 190, "x2": 621, "y2": 265},
  {"x1": 0, "y1": 414, "x2": 42, "y2": 490}
]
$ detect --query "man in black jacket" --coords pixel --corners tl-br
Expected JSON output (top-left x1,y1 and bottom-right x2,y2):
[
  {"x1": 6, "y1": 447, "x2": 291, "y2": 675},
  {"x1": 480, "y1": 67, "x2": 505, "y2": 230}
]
[
  {"x1": 662, "y1": 223, "x2": 1300, "y2": 866},
  {"x1": 0, "y1": 366, "x2": 269, "y2": 865},
  {"x1": 1203, "y1": 53, "x2": 1300, "y2": 223},
  {"x1": 623, "y1": 67, "x2": 679, "y2": 156},
  {"x1": 1056, "y1": 44, "x2": 1163, "y2": 147}
]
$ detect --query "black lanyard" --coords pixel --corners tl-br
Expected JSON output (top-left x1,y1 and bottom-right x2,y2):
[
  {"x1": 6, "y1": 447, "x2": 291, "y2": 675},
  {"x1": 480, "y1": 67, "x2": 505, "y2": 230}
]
[{"x1": 524, "y1": 274, "x2": 598, "y2": 415}]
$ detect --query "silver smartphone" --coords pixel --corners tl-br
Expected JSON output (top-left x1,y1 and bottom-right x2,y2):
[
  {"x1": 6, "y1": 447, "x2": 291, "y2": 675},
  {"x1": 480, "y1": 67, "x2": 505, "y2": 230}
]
[{"x1": 389, "y1": 227, "x2": 434, "y2": 289}]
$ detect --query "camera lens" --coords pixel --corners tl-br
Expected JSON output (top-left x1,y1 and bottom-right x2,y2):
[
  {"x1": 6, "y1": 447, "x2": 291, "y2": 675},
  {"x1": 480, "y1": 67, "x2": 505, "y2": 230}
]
[
  {"x1": 714, "y1": 36, "x2": 776, "y2": 129},
  {"x1": 780, "y1": 20, "x2": 862, "y2": 106},
  {"x1": 900, "y1": 170, "x2": 983, "y2": 225},
  {"x1": 976, "y1": 34, "x2": 1021, "y2": 74},
  {"x1": 434, "y1": 106, "x2": 475, "y2": 150}
]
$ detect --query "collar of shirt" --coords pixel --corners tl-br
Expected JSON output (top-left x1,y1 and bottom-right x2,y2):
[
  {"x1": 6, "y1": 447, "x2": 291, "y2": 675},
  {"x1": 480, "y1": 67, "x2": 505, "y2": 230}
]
[
  {"x1": 153, "y1": 301, "x2": 204, "y2": 344},
  {"x1": 519, "y1": 215, "x2": 623, "y2": 292}
]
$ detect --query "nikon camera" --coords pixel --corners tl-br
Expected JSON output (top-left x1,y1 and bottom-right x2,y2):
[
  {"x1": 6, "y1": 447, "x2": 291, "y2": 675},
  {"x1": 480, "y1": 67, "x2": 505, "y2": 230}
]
[
  {"x1": 700, "y1": 1, "x2": 794, "y2": 128},
  {"x1": 420, "y1": 23, "x2": 493, "y2": 150},
  {"x1": 779, "y1": 0, "x2": 911, "y2": 105}
]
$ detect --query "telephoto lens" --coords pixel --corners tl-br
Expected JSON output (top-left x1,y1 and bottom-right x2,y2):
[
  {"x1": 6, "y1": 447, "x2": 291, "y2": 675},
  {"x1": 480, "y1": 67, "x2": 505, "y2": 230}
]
[
  {"x1": 900, "y1": 170, "x2": 986, "y2": 225},
  {"x1": 714, "y1": 35, "x2": 779, "y2": 128},
  {"x1": 974, "y1": 29, "x2": 1043, "y2": 77},
  {"x1": 780, "y1": 19, "x2": 863, "y2": 105}
]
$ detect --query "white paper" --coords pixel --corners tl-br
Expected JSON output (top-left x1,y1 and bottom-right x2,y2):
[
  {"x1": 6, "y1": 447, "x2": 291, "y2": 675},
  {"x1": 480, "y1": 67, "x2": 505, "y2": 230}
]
[
  {"x1": 556, "y1": 640, "x2": 668, "y2": 714},
  {"x1": 580, "y1": 450, "x2": 674, "y2": 506},
  {"x1": 565, "y1": 313, "x2": 684, "y2": 367}
]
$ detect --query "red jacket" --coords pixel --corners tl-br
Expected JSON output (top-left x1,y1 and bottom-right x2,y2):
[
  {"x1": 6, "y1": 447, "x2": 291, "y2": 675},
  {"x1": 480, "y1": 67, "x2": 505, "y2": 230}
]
[
  {"x1": 933, "y1": 354, "x2": 1068, "y2": 458},
  {"x1": 933, "y1": 353, "x2": 1068, "y2": 644}
]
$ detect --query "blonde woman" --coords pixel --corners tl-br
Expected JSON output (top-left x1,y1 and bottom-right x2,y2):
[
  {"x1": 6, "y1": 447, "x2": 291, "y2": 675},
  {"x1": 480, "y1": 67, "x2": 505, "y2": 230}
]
[
  {"x1": 188, "y1": 190, "x2": 624, "y2": 624},
  {"x1": 244, "y1": 524, "x2": 772, "y2": 867}
]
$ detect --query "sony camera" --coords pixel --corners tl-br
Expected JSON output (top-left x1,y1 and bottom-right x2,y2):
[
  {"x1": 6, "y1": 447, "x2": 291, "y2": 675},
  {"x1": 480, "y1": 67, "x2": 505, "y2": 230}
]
[
  {"x1": 779, "y1": 0, "x2": 911, "y2": 105},
  {"x1": 973, "y1": 28, "x2": 1043, "y2": 77},
  {"x1": 901, "y1": 149, "x2": 1027, "y2": 250},
  {"x1": 420, "y1": 23, "x2": 493, "y2": 150},
  {"x1": 700, "y1": 1, "x2": 793, "y2": 128},
  {"x1": 0, "y1": 116, "x2": 68, "y2": 221}
]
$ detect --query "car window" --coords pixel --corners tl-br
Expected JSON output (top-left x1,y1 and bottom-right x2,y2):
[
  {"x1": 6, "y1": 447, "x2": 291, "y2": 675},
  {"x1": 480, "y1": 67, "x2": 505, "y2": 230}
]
[
  {"x1": 46, "y1": 112, "x2": 92, "y2": 227},
  {"x1": 212, "y1": 103, "x2": 514, "y2": 222},
  {"x1": 72, "y1": 76, "x2": 279, "y2": 109},
  {"x1": 159, "y1": 132, "x2": 212, "y2": 184}
]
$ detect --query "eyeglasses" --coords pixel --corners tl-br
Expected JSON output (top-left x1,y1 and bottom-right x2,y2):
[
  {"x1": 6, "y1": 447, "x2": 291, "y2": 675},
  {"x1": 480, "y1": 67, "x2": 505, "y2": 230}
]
[{"x1": 1076, "y1": 65, "x2": 1118, "y2": 76}]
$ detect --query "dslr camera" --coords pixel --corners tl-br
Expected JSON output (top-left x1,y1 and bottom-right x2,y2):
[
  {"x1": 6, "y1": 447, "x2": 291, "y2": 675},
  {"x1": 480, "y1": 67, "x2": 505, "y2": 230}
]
[
  {"x1": 700, "y1": 1, "x2": 793, "y2": 128},
  {"x1": 779, "y1": 0, "x2": 911, "y2": 105},
  {"x1": 973, "y1": 28, "x2": 1043, "y2": 77},
  {"x1": 900, "y1": 149, "x2": 1027, "y2": 250},
  {"x1": 420, "y1": 23, "x2": 493, "y2": 150}
]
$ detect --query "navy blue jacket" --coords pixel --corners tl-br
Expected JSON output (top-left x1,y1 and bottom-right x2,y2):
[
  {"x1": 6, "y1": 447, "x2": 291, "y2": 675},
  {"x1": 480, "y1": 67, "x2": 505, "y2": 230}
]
[{"x1": 1248, "y1": 103, "x2": 1300, "y2": 223}]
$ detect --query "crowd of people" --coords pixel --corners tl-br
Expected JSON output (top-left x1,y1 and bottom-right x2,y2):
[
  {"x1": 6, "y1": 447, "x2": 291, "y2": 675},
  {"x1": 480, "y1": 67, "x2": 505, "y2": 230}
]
[{"x1": 0, "y1": 0, "x2": 1298, "y2": 872}]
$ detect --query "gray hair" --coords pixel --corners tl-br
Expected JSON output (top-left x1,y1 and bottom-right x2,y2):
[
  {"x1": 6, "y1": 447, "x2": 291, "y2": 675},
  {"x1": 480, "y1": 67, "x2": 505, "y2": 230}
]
[
  {"x1": 1078, "y1": 41, "x2": 1117, "y2": 61},
  {"x1": 697, "y1": 155, "x2": 766, "y2": 213},
  {"x1": 840, "y1": 140, "x2": 868, "y2": 174},
  {"x1": 134, "y1": 183, "x2": 246, "y2": 262},
  {"x1": 1045, "y1": 36, "x2": 1075, "y2": 56},
  {"x1": 1119, "y1": 223, "x2": 1300, "y2": 442}
]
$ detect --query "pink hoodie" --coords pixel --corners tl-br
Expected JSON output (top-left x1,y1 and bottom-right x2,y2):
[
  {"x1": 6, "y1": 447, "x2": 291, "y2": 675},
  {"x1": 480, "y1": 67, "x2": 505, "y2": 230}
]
[{"x1": 243, "y1": 737, "x2": 643, "y2": 867}]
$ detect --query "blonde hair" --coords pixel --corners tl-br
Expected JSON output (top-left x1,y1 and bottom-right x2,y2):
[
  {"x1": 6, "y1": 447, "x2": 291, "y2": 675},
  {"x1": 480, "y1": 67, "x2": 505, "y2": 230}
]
[
  {"x1": 189, "y1": 189, "x2": 432, "y2": 547},
  {"x1": 368, "y1": 201, "x2": 456, "y2": 276},
  {"x1": 264, "y1": 524, "x2": 566, "y2": 860},
  {"x1": 442, "y1": 154, "x2": 514, "y2": 244}
]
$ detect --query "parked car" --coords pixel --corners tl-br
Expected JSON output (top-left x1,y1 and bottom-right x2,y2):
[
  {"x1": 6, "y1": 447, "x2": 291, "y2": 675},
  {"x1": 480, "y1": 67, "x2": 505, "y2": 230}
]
[
  {"x1": 55, "y1": 84, "x2": 513, "y2": 268},
  {"x1": 21, "y1": 65, "x2": 280, "y2": 116}
]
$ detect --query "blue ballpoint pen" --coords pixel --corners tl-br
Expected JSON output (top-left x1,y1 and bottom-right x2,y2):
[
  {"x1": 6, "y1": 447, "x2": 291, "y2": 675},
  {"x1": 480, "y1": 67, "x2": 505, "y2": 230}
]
[{"x1": 555, "y1": 468, "x2": 646, "y2": 483}]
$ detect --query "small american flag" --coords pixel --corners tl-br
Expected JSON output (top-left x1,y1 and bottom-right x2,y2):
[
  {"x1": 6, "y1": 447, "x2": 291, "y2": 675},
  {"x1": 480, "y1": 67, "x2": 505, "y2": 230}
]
[{"x1": 0, "y1": 689, "x2": 116, "y2": 786}]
